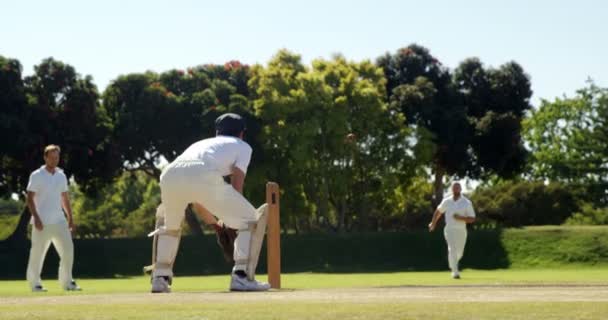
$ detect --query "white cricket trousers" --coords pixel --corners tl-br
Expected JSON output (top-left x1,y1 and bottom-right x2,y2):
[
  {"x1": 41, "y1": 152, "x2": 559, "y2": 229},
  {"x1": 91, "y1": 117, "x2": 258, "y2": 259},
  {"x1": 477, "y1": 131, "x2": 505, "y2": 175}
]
[
  {"x1": 26, "y1": 222, "x2": 74, "y2": 289},
  {"x1": 154, "y1": 160, "x2": 258, "y2": 277},
  {"x1": 443, "y1": 227, "x2": 467, "y2": 273}
]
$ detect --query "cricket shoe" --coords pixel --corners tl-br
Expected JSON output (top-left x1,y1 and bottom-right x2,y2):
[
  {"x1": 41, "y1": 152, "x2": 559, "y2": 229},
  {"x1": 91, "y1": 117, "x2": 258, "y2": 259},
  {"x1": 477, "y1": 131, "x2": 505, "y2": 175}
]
[
  {"x1": 230, "y1": 273, "x2": 271, "y2": 292},
  {"x1": 151, "y1": 276, "x2": 171, "y2": 293},
  {"x1": 451, "y1": 272, "x2": 461, "y2": 279},
  {"x1": 65, "y1": 280, "x2": 82, "y2": 291},
  {"x1": 32, "y1": 285, "x2": 47, "y2": 292}
]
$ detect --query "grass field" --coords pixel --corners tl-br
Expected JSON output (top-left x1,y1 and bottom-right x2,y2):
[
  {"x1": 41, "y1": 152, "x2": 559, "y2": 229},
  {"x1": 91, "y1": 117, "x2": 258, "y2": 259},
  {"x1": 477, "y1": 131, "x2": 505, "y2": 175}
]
[{"x1": 1, "y1": 269, "x2": 607, "y2": 320}]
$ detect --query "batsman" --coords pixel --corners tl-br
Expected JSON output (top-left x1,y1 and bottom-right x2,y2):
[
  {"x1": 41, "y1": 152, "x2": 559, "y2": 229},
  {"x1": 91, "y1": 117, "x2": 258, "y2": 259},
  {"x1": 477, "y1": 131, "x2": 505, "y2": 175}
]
[{"x1": 148, "y1": 113, "x2": 271, "y2": 293}]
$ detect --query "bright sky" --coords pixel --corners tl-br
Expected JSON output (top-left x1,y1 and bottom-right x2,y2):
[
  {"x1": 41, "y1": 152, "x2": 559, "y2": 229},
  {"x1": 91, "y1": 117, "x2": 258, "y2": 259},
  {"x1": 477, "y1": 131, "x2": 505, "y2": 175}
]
[{"x1": 2, "y1": 0, "x2": 607, "y2": 106}]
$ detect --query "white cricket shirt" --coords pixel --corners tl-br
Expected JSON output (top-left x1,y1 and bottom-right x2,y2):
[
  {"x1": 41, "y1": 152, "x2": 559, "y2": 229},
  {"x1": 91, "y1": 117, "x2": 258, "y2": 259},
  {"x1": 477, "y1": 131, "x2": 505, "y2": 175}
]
[
  {"x1": 437, "y1": 195, "x2": 475, "y2": 229},
  {"x1": 176, "y1": 136, "x2": 253, "y2": 175},
  {"x1": 26, "y1": 166, "x2": 69, "y2": 225}
]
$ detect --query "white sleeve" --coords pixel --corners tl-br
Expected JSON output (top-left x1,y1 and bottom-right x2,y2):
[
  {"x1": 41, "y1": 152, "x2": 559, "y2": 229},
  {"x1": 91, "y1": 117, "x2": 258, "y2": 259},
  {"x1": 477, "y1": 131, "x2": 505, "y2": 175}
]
[
  {"x1": 234, "y1": 145, "x2": 252, "y2": 174},
  {"x1": 61, "y1": 174, "x2": 69, "y2": 193},
  {"x1": 466, "y1": 201, "x2": 476, "y2": 217},
  {"x1": 26, "y1": 173, "x2": 40, "y2": 193},
  {"x1": 437, "y1": 199, "x2": 448, "y2": 214}
]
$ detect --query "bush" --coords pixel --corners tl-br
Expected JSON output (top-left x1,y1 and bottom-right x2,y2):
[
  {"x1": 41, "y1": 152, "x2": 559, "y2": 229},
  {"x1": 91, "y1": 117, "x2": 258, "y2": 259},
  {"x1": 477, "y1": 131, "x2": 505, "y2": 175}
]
[
  {"x1": 71, "y1": 172, "x2": 160, "y2": 238},
  {"x1": 566, "y1": 203, "x2": 608, "y2": 225},
  {"x1": 2, "y1": 226, "x2": 606, "y2": 279},
  {"x1": 379, "y1": 177, "x2": 434, "y2": 230},
  {"x1": 471, "y1": 180, "x2": 579, "y2": 227},
  {"x1": 0, "y1": 198, "x2": 23, "y2": 215}
]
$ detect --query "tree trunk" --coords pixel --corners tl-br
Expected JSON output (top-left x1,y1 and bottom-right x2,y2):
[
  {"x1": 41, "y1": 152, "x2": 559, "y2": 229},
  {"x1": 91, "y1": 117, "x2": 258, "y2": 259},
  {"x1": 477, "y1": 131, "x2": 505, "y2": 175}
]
[
  {"x1": 184, "y1": 204, "x2": 203, "y2": 235},
  {"x1": 293, "y1": 216, "x2": 300, "y2": 235},
  {"x1": 335, "y1": 199, "x2": 346, "y2": 232},
  {"x1": 433, "y1": 166, "x2": 445, "y2": 209},
  {"x1": 2, "y1": 206, "x2": 31, "y2": 245}
]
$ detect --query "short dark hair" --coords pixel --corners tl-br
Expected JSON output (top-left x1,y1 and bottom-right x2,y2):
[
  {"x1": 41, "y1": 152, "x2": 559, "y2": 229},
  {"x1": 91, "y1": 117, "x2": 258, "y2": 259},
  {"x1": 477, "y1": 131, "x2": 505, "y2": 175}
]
[{"x1": 215, "y1": 113, "x2": 246, "y2": 137}]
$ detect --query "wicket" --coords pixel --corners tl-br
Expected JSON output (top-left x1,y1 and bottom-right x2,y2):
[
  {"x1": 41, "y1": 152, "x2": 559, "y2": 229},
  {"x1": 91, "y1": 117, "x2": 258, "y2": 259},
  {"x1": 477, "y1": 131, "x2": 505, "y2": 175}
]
[{"x1": 266, "y1": 182, "x2": 281, "y2": 289}]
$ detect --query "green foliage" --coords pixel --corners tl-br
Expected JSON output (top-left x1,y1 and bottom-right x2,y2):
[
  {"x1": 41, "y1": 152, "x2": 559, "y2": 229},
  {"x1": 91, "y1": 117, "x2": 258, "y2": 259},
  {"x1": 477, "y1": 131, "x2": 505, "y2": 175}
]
[
  {"x1": 503, "y1": 226, "x2": 608, "y2": 267},
  {"x1": 250, "y1": 51, "x2": 414, "y2": 231},
  {"x1": 566, "y1": 204, "x2": 608, "y2": 225},
  {"x1": 0, "y1": 56, "x2": 117, "y2": 197},
  {"x1": 71, "y1": 171, "x2": 160, "y2": 238},
  {"x1": 0, "y1": 57, "x2": 28, "y2": 196},
  {"x1": 3, "y1": 50, "x2": 592, "y2": 237},
  {"x1": 102, "y1": 62, "x2": 254, "y2": 176},
  {"x1": 381, "y1": 176, "x2": 434, "y2": 230},
  {"x1": 1, "y1": 226, "x2": 607, "y2": 279},
  {"x1": 0, "y1": 198, "x2": 23, "y2": 215},
  {"x1": 471, "y1": 180, "x2": 580, "y2": 227},
  {"x1": 379, "y1": 45, "x2": 468, "y2": 177},
  {"x1": 379, "y1": 46, "x2": 532, "y2": 205},
  {"x1": 0, "y1": 197, "x2": 23, "y2": 240},
  {"x1": 524, "y1": 82, "x2": 608, "y2": 204},
  {"x1": 0, "y1": 214, "x2": 19, "y2": 240}
]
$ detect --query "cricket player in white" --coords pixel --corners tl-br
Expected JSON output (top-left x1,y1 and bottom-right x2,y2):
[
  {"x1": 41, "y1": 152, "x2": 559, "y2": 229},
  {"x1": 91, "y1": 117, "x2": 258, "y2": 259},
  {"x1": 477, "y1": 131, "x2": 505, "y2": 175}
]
[
  {"x1": 150, "y1": 113, "x2": 270, "y2": 292},
  {"x1": 428, "y1": 182, "x2": 476, "y2": 279},
  {"x1": 25, "y1": 145, "x2": 81, "y2": 292}
]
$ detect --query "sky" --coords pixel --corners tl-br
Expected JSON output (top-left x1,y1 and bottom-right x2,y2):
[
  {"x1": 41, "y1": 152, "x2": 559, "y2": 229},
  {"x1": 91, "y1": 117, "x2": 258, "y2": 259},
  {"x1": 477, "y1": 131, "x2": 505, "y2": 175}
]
[{"x1": 1, "y1": 0, "x2": 607, "y2": 106}]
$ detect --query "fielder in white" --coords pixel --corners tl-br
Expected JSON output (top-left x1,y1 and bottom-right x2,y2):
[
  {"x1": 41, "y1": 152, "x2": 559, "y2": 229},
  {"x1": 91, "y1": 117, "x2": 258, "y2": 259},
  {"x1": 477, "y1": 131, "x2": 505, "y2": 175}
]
[
  {"x1": 149, "y1": 113, "x2": 270, "y2": 293},
  {"x1": 26, "y1": 145, "x2": 81, "y2": 292},
  {"x1": 428, "y1": 182, "x2": 476, "y2": 279}
]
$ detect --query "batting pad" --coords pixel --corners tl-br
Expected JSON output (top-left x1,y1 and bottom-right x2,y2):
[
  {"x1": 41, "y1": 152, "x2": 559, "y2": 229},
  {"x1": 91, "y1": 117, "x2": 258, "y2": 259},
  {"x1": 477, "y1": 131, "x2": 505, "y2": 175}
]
[
  {"x1": 145, "y1": 204, "x2": 182, "y2": 280},
  {"x1": 153, "y1": 232, "x2": 181, "y2": 278},
  {"x1": 246, "y1": 204, "x2": 268, "y2": 281},
  {"x1": 144, "y1": 204, "x2": 166, "y2": 273}
]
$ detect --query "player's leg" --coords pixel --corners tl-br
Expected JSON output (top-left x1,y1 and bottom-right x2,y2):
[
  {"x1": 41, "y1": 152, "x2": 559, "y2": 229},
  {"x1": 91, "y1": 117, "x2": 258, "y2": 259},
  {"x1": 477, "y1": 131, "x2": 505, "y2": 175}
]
[
  {"x1": 443, "y1": 227, "x2": 460, "y2": 278},
  {"x1": 26, "y1": 226, "x2": 52, "y2": 291},
  {"x1": 150, "y1": 201, "x2": 186, "y2": 292},
  {"x1": 455, "y1": 229, "x2": 468, "y2": 263},
  {"x1": 50, "y1": 223, "x2": 80, "y2": 290},
  {"x1": 197, "y1": 182, "x2": 270, "y2": 291},
  {"x1": 149, "y1": 170, "x2": 188, "y2": 293}
]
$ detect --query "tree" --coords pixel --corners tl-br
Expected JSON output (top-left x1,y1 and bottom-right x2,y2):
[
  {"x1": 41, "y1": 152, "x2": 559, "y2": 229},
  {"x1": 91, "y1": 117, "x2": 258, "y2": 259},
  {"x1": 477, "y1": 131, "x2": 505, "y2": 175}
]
[
  {"x1": 524, "y1": 82, "x2": 608, "y2": 204},
  {"x1": 0, "y1": 57, "x2": 118, "y2": 243},
  {"x1": 378, "y1": 45, "x2": 532, "y2": 206},
  {"x1": 71, "y1": 171, "x2": 160, "y2": 237},
  {"x1": 101, "y1": 62, "x2": 261, "y2": 233},
  {"x1": 456, "y1": 58, "x2": 531, "y2": 179},
  {"x1": 102, "y1": 62, "x2": 256, "y2": 174},
  {"x1": 0, "y1": 56, "x2": 28, "y2": 197},
  {"x1": 251, "y1": 50, "x2": 413, "y2": 231},
  {"x1": 471, "y1": 180, "x2": 579, "y2": 227}
]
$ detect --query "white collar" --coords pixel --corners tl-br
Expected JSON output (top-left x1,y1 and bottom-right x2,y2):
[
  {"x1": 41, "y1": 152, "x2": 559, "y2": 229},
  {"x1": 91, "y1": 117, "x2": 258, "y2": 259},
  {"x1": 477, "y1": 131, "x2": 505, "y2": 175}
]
[
  {"x1": 40, "y1": 165, "x2": 62, "y2": 175},
  {"x1": 452, "y1": 195, "x2": 464, "y2": 202}
]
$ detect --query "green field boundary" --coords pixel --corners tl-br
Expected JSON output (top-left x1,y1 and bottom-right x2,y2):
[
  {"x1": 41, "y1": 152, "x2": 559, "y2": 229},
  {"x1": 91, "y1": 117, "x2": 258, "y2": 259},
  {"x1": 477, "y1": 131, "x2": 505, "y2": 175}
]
[{"x1": 0, "y1": 226, "x2": 607, "y2": 279}]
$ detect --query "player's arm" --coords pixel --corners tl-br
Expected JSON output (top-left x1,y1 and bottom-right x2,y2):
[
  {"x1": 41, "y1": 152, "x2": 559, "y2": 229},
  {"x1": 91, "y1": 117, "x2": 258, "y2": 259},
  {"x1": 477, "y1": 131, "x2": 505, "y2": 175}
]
[
  {"x1": 232, "y1": 144, "x2": 251, "y2": 195},
  {"x1": 27, "y1": 191, "x2": 43, "y2": 231},
  {"x1": 61, "y1": 192, "x2": 76, "y2": 231},
  {"x1": 454, "y1": 214, "x2": 475, "y2": 223},
  {"x1": 231, "y1": 166, "x2": 246, "y2": 194},
  {"x1": 191, "y1": 202, "x2": 219, "y2": 225},
  {"x1": 428, "y1": 209, "x2": 443, "y2": 232},
  {"x1": 454, "y1": 204, "x2": 476, "y2": 224}
]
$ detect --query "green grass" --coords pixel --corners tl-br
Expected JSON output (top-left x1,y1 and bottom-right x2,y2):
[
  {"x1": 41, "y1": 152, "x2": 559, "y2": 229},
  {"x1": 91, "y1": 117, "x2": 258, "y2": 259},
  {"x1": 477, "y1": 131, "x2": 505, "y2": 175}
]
[
  {"x1": 502, "y1": 226, "x2": 608, "y2": 268},
  {"x1": 1, "y1": 270, "x2": 607, "y2": 319},
  {"x1": 1, "y1": 268, "x2": 607, "y2": 296}
]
